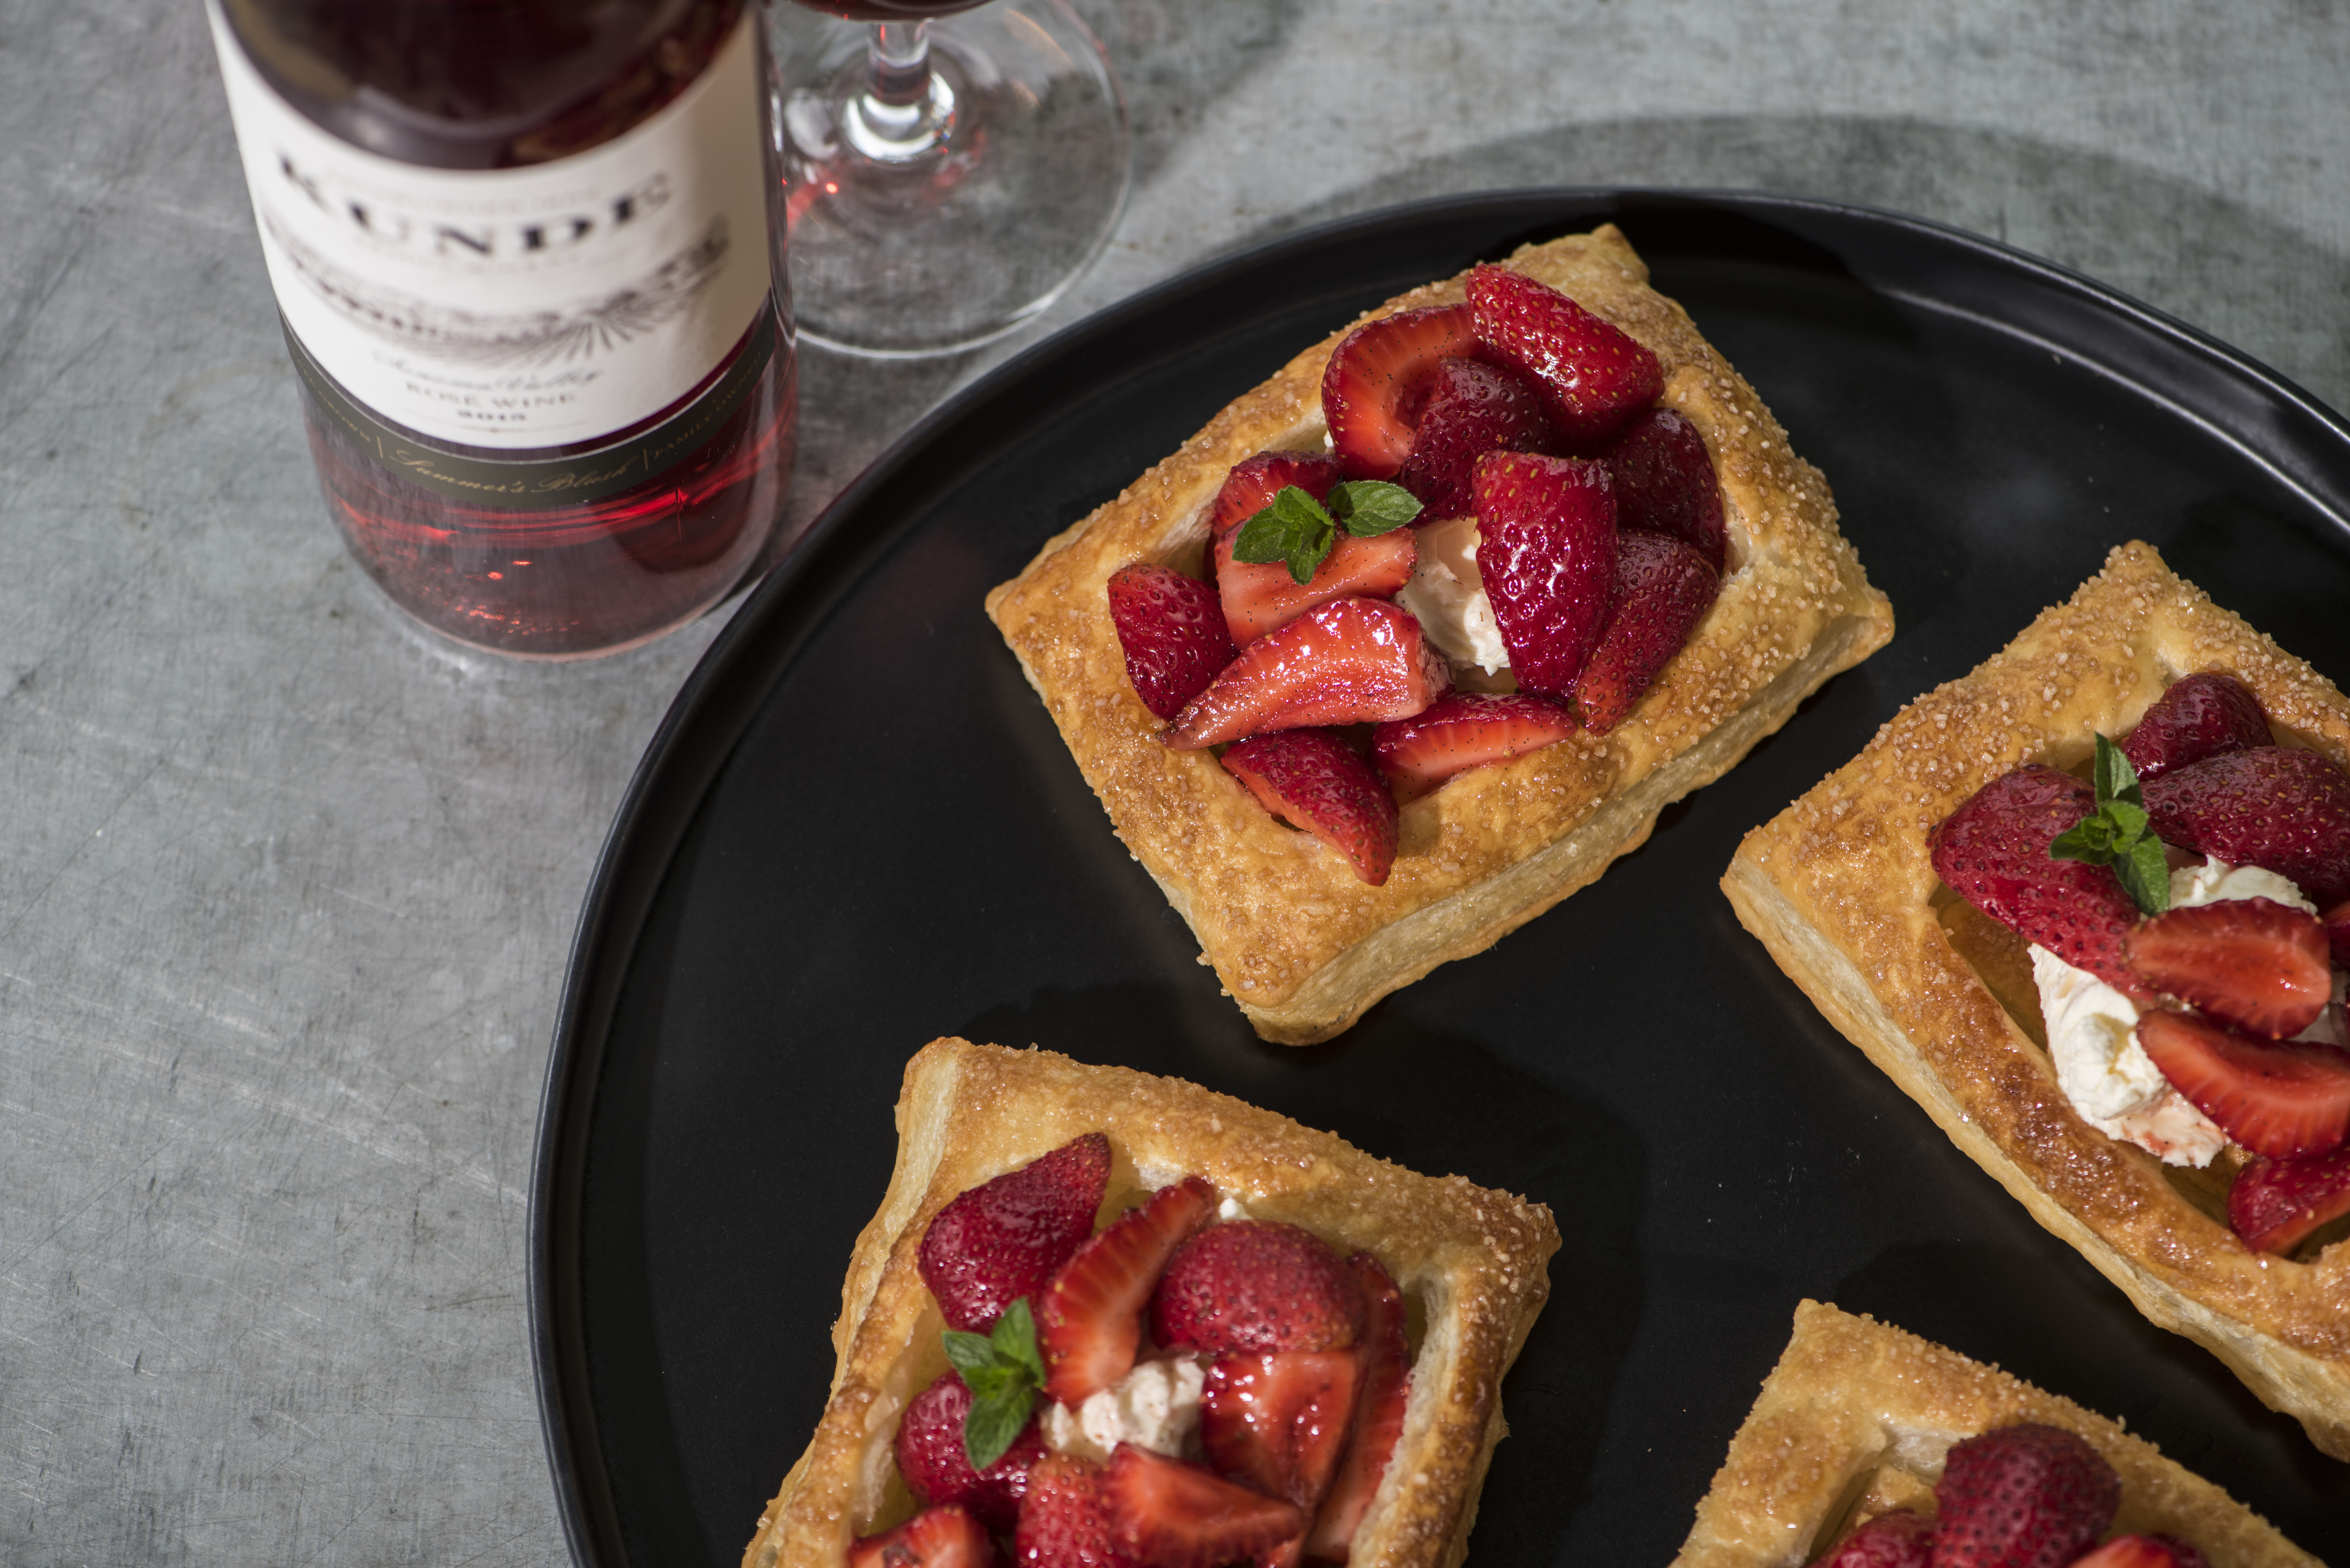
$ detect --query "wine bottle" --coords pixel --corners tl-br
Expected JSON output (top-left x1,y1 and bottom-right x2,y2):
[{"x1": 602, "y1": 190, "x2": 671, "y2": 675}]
[{"x1": 208, "y1": 0, "x2": 797, "y2": 659}]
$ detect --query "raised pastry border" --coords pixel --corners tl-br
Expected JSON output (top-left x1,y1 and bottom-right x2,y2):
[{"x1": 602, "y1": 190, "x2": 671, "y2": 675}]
[
  {"x1": 741, "y1": 1037, "x2": 1562, "y2": 1568},
  {"x1": 985, "y1": 225, "x2": 1893, "y2": 1044},
  {"x1": 1722, "y1": 542, "x2": 2350, "y2": 1459}
]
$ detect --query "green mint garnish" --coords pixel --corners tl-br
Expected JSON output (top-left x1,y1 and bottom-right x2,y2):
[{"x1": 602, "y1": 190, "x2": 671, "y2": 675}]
[
  {"x1": 940, "y1": 1298, "x2": 1045, "y2": 1471},
  {"x1": 1231, "y1": 481, "x2": 1423, "y2": 585},
  {"x1": 2049, "y1": 733, "x2": 2171, "y2": 915}
]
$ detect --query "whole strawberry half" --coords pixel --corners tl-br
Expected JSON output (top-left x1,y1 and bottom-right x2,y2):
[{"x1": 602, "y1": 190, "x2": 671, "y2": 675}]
[
  {"x1": 1163, "y1": 598, "x2": 1450, "y2": 750},
  {"x1": 1603, "y1": 407, "x2": 1725, "y2": 571},
  {"x1": 2124, "y1": 896, "x2": 2331, "y2": 1040},
  {"x1": 1039, "y1": 1175, "x2": 1218, "y2": 1406},
  {"x1": 1393, "y1": 356, "x2": 1563, "y2": 519},
  {"x1": 1017, "y1": 1453, "x2": 1137, "y2": 1568},
  {"x1": 850, "y1": 1504, "x2": 1003, "y2": 1568},
  {"x1": 1818, "y1": 1511, "x2": 1934, "y2": 1568},
  {"x1": 1472, "y1": 451, "x2": 1619, "y2": 699},
  {"x1": 1200, "y1": 1350, "x2": 1361, "y2": 1528},
  {"x1": 1465, "y1": 263, "x2": 1664, "y2": 447},
  {"x1": 1929, "y1": 766, "x2": 2144, "y2": 989},
  {"x1": 2072, "y1": 1535, "x2": 2213, "y2": 1568},
  {"x1": 2121, "y1": 670, "x2": 2270, "y2": 782},
  {"x1": 1372, "y1": 690, "x2": 1579, "y2": 801},
  {"x1": 2142, "y1": 745, "x2": 2350, "y2": 908},
  {"x1": 1103, "y1": 1444, "x2": 1303, "y2": 1568},
  {"x1": 1575, "y1": 530, "x2": 1720, "y2": 734},
  {"x1": 1210, "y1": 451, "x2": 1344, "y2": 538},
  {"x1": 1302, "y1": 1251, "x2": 1409, "y2": 1564},
  {"x1": 1213, "y1": 525, "x2": 1417, "y2": 646},
  {"x1": 1932, "y1": 1423, "x2": 2119, "y2": 1568},
  {"x1": 1108, "y1": 564, "x2": 1239, "y2": 721},
  {"x1": 1149, "y1": 1220, "x2": 1365, "y2": 1354},
  {"x1": 2135, "y1": 1009, "x2": 2350, "y2": 1160},
  {"x1": 896, "y1": 1371, "x2": 1046, "y2": 1532},
  {"x1": 1321, "y1": 304, "x2": 1481, "y2": 480},
  {"x1": 919, "y1": 1132, "x2": 1112, "y2": 1334},
  {"x1": 2228, "y1": 1144, "x2": 2350, "y2": 1254},
  {"x1": 1221, "y1": 729, "x2": 1400, "y2": 887}
]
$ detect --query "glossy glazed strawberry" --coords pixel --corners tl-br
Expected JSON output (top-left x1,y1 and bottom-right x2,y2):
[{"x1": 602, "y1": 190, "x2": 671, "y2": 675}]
[
  {"x1": 1102, "y1": 1444, "x2": 1303, "y2": 1568},
  {"x1": 1575, "y1": 530, "x2": 1720, "y2": 734},
  {"x1": 1393, "y1": 355, "x2": 1562, "y2": 519},
  {"x1": 1472, "y1": 451, "x2": 1618, "y2": 699},
  {"x1": 2071, "y1": 1536, "x2": 2212, "y2": 1568},
  {"x1": 1039, "y1": 1176, "x2": 1218, "y2": 1405},
  {"x1": 1818, "y1": 1511, "x2": 1934, "y2": 1568},
  {"x1": 1465, "y1": 264, "x2": 1663, "y2": 447},
  {"x1": 1210, "y1": 451, "x2": 1344, "y2": 538},
  {"x1": 1221, "y1": 729, "x2": 1400, "y2": 887},
  {"x1": 1932, "y1": 1423, "x2": 2119, "y2": 1568},
  {"x1": 1371, "y1": 691, "x2": 1579, "y2": 801},
  {"x1": 1017, "y1": 1453, "x2": 1137, "y2": 1568},
  {"x1": 1930, "y1": 766, "x2": 2143, "y2": 989},
  {"x1": 1200, "y1": 1351, "x2": 1361, "y2": 1558},
  {"x1": 920, "y1": 1133, "x2": 1113, "y2": 1334},
  {"x1": 2142, "y1": 745, "x2": 2350, "y2": 908},
  {"x1": 850, "y1": 1504, "x2": 1003, "y2": 1568},
  {"x1": 2134, "y1": 1010, "x2": 2350, "y2": 1159},
  {"x1": 1108, "y1": 565, "x2": 1239, "y2": 722},
  {"x1": 2228, "y1": 1144, "x2": 2350, "y2": 1254},
  {"x1": 1302, "y1": 1253, "x2": 1409, "y2": 1563},
  {"x1": 1163, "y1": 599, "x2": 1450, "y2": 750},
  {"x1": 2125, "y1": 897, "x2": 2331, "y2": 1039},
  {"x1": 896, "y1": 1372, "x2": 1046, "y2": 1532},
  {"x1": 1603, "y1": 407, "x2": 1725, "y2": 571},
  {"x1": 1213, "y1": 527, "x2": 1417, "y2": 646},
  {"x1": 1150, "y1": 1221, "x2": 1365, "y2": 1354},
  {"x1": 2120, "y1": 671, "x2": 2270, "y2": 782},
  {"x1": 1321, "y1": 304, "x2": 1481, "y2": 480}
]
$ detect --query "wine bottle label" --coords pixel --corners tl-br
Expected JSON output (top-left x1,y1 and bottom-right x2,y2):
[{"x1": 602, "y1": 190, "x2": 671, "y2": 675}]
[{"x1": 208, "y1": 3, "x2": 774, "y2": 453}]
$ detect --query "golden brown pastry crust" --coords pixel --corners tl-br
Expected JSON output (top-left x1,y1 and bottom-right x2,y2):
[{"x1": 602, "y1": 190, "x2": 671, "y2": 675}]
[
  {"x1": 741, "y1": 1038, "x2": 1562, "y2": 1568},
  {"x1": 1722, "y1": 542, "x2": 2350, "y2": 1459},
  {"x1": 985, "y1": 225, "x2": 1894, "y2": 1044},
  {"x1": 1671, "y1": 1300, "x2": 2321, "y2": 1568}
]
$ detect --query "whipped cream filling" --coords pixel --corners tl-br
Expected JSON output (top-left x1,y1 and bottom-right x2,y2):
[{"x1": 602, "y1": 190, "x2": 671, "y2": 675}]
[
  {"x1": 1041, "y1": 1354, "x2": 1207, "y2": 1464},
  {"x1": 1396, "y1": 514, "x2": 1508, "y2": 675}
]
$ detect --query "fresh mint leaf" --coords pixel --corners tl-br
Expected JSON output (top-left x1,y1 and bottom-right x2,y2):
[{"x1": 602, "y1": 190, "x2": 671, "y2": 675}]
[
  {"x1": 2047, "y1": 734, "x2": 2170, "y2": 915},
  {"x1": 1327, "y1": 480, "x2": 1422, "y2": 536},
  {"x1": 2116, "y1": 833, "x2": 2172, "y2": 915},
  {"x1": 2092, "y1": 731, "x2": 2145, "y2": 808},
  {"x1": 1232, "y1": 486, "x2": 1338, "y2": 585},
  {"x1": 942, "y1": 1299, "x2": 1042, "y2": 1472}
]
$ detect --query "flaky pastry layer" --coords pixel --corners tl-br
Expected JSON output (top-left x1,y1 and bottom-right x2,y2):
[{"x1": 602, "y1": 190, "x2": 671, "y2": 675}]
[
  {"x1": 1723, "y1": 542, "x2": 2350, "y2": 1458},
  {"x1": 742, "y1": 1038, "x2": 1561, "y2": 1568},
  {"x1": 1671, "y1": 1300, "x2": 2319, "y2": 1568},
  {"x1": 985, "y1": 225, "x2": 1893, "y2": 1044}
]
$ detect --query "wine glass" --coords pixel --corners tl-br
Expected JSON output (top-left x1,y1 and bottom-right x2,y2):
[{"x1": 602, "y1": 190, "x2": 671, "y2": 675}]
[{"x1": 768, "y1": 0, "x2": 1130, "y2": 358}]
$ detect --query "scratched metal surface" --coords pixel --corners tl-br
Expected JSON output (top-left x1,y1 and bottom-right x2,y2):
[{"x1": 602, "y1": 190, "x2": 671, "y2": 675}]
[{"x1": 3, "y1": 1, "x2": 2349, "y2": 1562}]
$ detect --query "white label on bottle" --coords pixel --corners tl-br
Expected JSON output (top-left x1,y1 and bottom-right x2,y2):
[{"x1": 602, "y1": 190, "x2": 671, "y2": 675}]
[{"x1": 208, "y1": 4, "x2": 772, "y2": 451}]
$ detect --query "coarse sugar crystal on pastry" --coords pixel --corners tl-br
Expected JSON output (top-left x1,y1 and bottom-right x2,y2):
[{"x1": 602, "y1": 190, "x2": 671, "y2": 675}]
[
  {"x1": 1670, "y1": 1300, "x2": 2320, "y2": 1568},
  {"x1": 740, "y1": 1037, "x2": 1560, "y2": 1568},
  {"x1": 1722, "y1": 542, "x2": 2350, "y2": 1459},
  {"x1": 985, "y1": 223, "x2": 1894, "y2": 1045}
]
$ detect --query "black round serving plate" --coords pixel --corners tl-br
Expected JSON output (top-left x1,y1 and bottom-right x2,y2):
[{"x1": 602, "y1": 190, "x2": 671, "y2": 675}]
[{"x1": 532, "y1": 190, "x2": 2350, "y2": 1568}]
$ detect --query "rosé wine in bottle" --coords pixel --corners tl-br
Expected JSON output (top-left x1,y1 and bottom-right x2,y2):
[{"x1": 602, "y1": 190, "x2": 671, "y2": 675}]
[{"x1": 208, "y1": 0, "x2": 797, "y2": 658}]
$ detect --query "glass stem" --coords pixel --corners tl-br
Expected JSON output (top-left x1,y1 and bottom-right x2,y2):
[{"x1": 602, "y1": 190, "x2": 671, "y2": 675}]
[{"x1": 846, "y1": 20, "x2": 953, "y2": 162}]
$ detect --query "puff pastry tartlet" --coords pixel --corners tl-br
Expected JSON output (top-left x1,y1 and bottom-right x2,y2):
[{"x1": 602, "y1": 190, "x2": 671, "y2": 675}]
[
  {"x1": 1671, "y1": 1300, "x2": 2319, "y2": 1568},
  {"x1": 742, "y1": 1037, "x2": 1560, "y2": 1568},
  {"x1": 986, "y1": 224, "x2": 1894, "y2": 1044},
  {"x1": 1723, "y1": 543, "x2": 2350, "y2": 1459}
]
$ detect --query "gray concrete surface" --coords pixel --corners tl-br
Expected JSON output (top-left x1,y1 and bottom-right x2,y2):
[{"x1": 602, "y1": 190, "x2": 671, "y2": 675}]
[{"x1": 2, "y1": 0, "x2": 2346, "y2": 1562}]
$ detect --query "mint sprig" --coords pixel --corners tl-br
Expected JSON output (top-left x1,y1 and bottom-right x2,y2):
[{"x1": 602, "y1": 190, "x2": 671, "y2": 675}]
[
  {"x1": 1231, "y1": 480, "x2": 1422, "y2": 585},
  {"x1": 2049, "y1": 733, "x2": 2171, "y2": 915},
  {"x1": 940, "y1": 1298, "x2": 1045, "y2": 1471}
]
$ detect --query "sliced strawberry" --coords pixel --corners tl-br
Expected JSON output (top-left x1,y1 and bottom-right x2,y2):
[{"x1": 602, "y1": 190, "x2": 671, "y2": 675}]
[
  {"x1": 1150, "y1": 1221, "x2": 1365, "y2": 1354},
  {"x1": 1220, "y1": 729, "x2": 1399, "y2": 887},
  {"x1": 1163, "y1": 599, "x2": 1450, "y2": 750},
  {"x1": 1603, "y1": 407, "x2": 1725, "y2": 571},
  {"x1": 1103, "y1": 1444, "x2": 1303, "y2": 1568},
  {"x1": 895, "y1": 1372, "x2": 1046, "y2": 1532},
  {"x1": 2324, "y1": 899, "x2": 2350, "y2": 968},
  {"x1": 2135, "y1": 1009, "x2": 2350, "y2": 1159},
  {"x1": 1321, "y1": 304, "x2": 1481, "y2": 480},
  {"x1": 1932, "y1": 1423, "x2": 2119, "y2": 1568},
  {"x1": 1466, "y1": 264, "x2": 1664, "y2": 447},
  {"x1": 2070, "y1": 1536, "x2": 2212, "y2": 1568},
  {"x1": 1372, "y1": 691, "x2": 1578, "y2": 801},
  {"x1": 919, "y1": 1133, "x2": 1111, "y2": 1334},
  {"x1": 2125, "y1": 897, "x2": 2331, "y2": 1039},
  {"x1": 2142, "y1": 745, "x2": 2350, "y2": 908},
  {"x1": 1213, "y1": 526, "x2": 1418, "y2": 646},
  {"x1": 2228, "y1": 1145, "x2": 2350, "y2": 1254},
  {"x1": 1039, "y1": 1176, "x2": 1217, "y2": 1405},
  {"x1": 2121, "y1": 670, "x2": 2270, "y2": 782},
  {"x1": 850, "y1": 1505, "x2": 1003, "y2": 1568},
  {"x1": 1472, "y1": 451, "x2": 1618, "y2": 699},
  {"x1": 1818, "y1": 1511, "x2": 1935, "y2": 1568},
  {"x1": 1393, "y1": 356, "x2": 1562, "y2": 519},
  {"x1": 1929, "y1": 766, "x2": 2143, "y2": 988},
  {"x1": 1209, "y1": 451, "x2": 1344, "y2": 539},
  {"x1": 1017, "y1": 1453, "x2": 1138, "y2": 1568},
  {"x1": 1107, "y1": 565, "x2": 1239, "y2": 722},
  {"x1": 1200, "y1": 1351, "x2": 1361, "y2": 1567},
  {"x1": 1302, "y1": 1253, "x2": 1409, "y2": 1563},
  {"x1": 1575, "y1": 530, "x2": 1720, "y2": 734}
]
